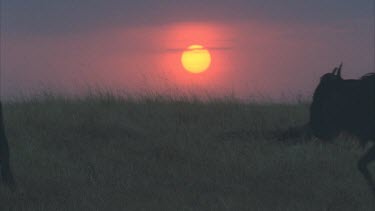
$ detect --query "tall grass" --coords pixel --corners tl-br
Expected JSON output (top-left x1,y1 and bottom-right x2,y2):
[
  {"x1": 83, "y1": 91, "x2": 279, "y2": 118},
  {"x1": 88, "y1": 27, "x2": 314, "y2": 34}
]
[{"x1": 0, "y1": 93, "x2": 374, "y2": 210}]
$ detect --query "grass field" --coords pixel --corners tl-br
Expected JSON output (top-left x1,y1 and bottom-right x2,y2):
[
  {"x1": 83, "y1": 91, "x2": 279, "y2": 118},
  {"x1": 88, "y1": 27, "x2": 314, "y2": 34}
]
[{"x1": 0, "y1": 93, "x2": 374, "y2": 210}]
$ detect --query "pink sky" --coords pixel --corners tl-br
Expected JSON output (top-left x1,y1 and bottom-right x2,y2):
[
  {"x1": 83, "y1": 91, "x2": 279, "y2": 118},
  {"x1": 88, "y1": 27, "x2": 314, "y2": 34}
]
[{"x1": 2, "y1": 18, "x2": 374, "y2": 100}]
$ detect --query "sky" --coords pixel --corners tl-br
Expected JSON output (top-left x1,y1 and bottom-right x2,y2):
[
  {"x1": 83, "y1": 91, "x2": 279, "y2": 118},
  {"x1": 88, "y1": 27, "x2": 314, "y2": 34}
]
[{"x1": 1, "y1": 0, "x2": 374, "y2": 100}]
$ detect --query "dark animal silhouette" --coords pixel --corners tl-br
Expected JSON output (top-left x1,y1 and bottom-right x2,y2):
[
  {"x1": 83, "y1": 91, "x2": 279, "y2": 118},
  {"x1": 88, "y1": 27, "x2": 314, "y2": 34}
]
[
  {"x1": 310, "y1": 64, "x2": 375, "y2": 193},
  {"x1": 0, "y1": 102, "x2": 15, "y2": 188}
]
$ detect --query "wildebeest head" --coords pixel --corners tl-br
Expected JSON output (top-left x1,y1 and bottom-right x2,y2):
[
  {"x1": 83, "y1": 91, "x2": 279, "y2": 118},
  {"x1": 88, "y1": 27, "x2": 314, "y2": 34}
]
[{"x1": 310, "y1": 64, "x2": 344, "y2": 141}]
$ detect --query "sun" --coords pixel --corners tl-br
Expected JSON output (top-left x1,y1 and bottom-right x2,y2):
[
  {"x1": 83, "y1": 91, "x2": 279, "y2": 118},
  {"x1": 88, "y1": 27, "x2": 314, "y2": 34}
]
[{"x1": 181, "y1": 45, "x2": 211, "y2": 74}]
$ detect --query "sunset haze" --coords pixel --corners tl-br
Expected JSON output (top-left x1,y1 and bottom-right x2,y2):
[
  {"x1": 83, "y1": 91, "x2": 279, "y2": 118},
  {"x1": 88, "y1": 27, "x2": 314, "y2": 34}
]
[{"x1": 1, "y1": 1, "x2": 374, "y2": 99}]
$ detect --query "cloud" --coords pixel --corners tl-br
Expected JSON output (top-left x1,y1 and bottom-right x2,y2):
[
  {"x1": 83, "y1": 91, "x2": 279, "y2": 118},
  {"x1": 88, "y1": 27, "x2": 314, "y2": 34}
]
[{"x1": 165, "y1": 46, "x2": 232, "y2": 52}]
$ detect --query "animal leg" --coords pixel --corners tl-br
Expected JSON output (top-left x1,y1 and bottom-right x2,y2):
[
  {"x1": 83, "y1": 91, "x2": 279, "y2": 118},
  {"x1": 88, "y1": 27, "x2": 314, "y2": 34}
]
[
  {"x1": 0, "y1": 103, "x2": 16, "y2": 190},
  {"x1": 0, "y1": 137, "x2": 15, "y2": 188},
  {"x1": 358, "y1": 144, "x2": 375, "y2": 194}
]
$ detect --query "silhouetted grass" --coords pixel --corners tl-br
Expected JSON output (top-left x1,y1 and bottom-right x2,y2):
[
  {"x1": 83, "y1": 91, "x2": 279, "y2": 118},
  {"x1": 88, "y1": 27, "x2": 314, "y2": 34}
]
[{"x1": 0, "y1": 92, "x2": 374, "y2": 210}]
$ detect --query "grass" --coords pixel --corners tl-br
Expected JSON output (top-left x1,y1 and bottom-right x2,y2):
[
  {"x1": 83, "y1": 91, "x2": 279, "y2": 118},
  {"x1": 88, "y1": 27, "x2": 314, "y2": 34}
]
[{"x1": 0, "y1": 93, "x2": 374, "y2": 210}]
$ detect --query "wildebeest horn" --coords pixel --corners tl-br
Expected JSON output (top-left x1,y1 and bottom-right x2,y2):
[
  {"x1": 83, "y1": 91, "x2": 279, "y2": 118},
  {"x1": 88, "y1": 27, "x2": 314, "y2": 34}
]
[
  {"x1": 332, "y1": 67, "x2": 338, "y2": 75},
  {"x1": 337, "y1": 63, "x2": 343, "y2": 78}
]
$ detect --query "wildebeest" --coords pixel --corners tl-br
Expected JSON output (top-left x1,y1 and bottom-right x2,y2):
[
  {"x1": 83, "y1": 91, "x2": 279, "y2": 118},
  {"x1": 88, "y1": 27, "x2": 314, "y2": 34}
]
[
  {"x1": 0, "y1": 101, "x2": 15, "y2": 188},
  {"x1": 310, "y1": 64, "x2": 375, "y2": 193}
]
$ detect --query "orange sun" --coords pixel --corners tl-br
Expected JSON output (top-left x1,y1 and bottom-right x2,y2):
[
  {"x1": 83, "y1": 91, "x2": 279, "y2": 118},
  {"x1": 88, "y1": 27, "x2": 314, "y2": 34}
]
[{"x1": 181, "y1": 45, "x2": 211, "y2": 74}]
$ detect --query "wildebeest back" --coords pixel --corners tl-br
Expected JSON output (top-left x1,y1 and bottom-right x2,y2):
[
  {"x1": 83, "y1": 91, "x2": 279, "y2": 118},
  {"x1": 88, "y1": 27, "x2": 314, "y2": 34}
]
[
  {"x1": 310, "y1": 73, "x2": 375, "y2": 140},
  {"x1": 336, "y1": 74, "x2": 374, "y2": 139}
]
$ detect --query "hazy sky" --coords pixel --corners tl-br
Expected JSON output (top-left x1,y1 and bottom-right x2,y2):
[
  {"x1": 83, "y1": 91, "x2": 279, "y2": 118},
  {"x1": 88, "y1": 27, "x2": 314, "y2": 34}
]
[{"x1": 1, "y1": 1, "x2": 374, "y2": 99}]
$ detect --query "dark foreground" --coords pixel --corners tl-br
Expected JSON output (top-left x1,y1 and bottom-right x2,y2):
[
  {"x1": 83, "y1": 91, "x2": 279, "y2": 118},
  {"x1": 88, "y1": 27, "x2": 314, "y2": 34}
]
[{"x1": 0, "y1": 94, "x2": 374, "y2": 210}]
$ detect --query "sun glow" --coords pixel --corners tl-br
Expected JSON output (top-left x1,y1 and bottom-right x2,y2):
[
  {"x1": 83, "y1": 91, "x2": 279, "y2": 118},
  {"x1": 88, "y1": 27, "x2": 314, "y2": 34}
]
[{"x1": 181, "y1": 45, "x2": 211, "y2": 74}]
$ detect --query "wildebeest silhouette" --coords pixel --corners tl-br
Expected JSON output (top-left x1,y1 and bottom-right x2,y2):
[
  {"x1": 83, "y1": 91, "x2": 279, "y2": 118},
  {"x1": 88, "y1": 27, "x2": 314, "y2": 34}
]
[
  {"x1": 310, "y1": 64, "x2": 375, "y2": 193},
  {"x1": 0, "y1": 102, "x2": 15, "y2": 188}
]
